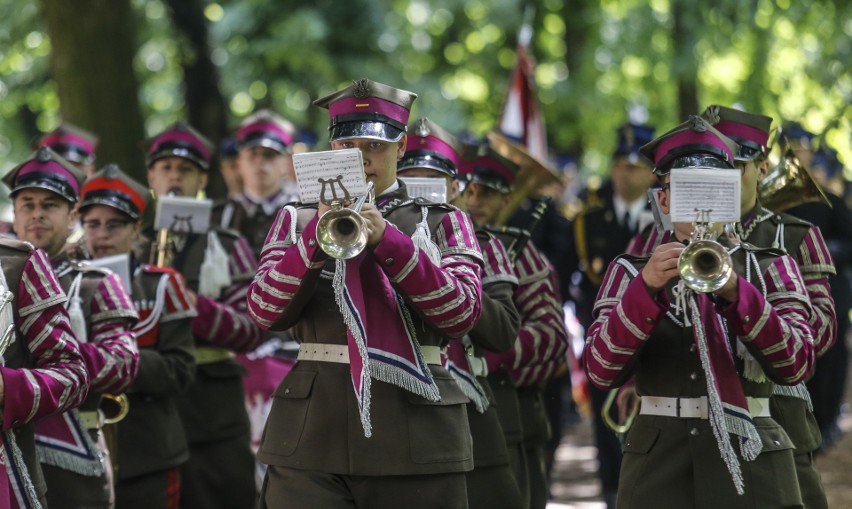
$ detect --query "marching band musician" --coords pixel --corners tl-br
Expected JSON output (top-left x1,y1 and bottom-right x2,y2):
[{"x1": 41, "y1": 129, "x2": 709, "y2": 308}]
[
  {"x1": 0, "y1": 150, "x2": 89, "y2": 509},
  {"x1": 138, "y1": 122, "x2": 263, "y2": 508},
  {"x1": 36, "y1": 123, "x2": 99, "y2": 177},
  {"x1": 461, "y1": 145, "x2": 569, "y2": 509},
  {"x1": 397, "y1": 118, "x2": 525, "y2": 509},
  {"x1": 215, "y1": 110, "x2": 299, "y2": 259},
  {"x1": 78, "y1": 165, "x2": 196, "y2": 509},
  {"x1": 700, "y1": 104, "x2": 836, "y2": 509},
  {"x1": 584, "y1": 116, "x2": 816, "y2": 509},
  {"x1": 247, "y1": 78, "x2": 485, "y2": 509},
  {"x1": 5, "y1": 149, "x2": 140, "y2": 509}
]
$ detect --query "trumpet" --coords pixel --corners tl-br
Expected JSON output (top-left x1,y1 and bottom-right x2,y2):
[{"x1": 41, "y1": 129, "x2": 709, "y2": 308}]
[
  {"x1": 316, "y1": 182, "x2": 375, "y2": 260},
  {"x1": 677, "y1": 210, "x2": 733, "y2": 293}
]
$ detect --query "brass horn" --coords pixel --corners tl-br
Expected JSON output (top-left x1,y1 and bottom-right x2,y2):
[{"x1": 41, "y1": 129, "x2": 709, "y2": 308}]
[
  {"x1": 486, "y1": 131, "x2": 561, "y2": 226},
  {"x1": 316, "y1": 182, "x2": 375, "y2": 260},
  {"x1": 759, "y1": 144, "x2": 831, "y2": 212},
  {"x1": 677, "y1": 210, "x2": 733, "y2": 293},
  {"x1": 101, "y1": 393, "x2": 130, "y2": 424}
]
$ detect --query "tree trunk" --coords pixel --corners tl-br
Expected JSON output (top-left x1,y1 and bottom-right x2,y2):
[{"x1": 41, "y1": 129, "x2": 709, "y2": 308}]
[
  {"x1": 164, "y1": 0, "x2": 229, "y2": 198},
  {"x1": 39, "y1": 0, "x2": 147, "y2": 182},
  {"x1": 671, "y1": 0, "x2": 700, "y2": 120}
]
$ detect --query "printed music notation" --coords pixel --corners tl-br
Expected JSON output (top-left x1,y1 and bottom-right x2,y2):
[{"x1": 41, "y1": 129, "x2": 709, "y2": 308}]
[
  {"x1": 669, "y1": 168, "x2": 741, "y2": 223},
  {"x1": 293, "y1": 148, "x2": 367, "y2": 204}
]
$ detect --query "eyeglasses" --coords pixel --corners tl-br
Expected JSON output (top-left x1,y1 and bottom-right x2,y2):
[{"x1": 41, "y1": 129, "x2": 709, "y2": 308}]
[{"x1": 81, "y1": 219, "x2": 133, "y2": 234}]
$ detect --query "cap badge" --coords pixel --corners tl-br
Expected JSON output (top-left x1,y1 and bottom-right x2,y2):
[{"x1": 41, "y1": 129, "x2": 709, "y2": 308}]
[
  {"x1": 36, "y1": 147, "x2": 52, "y2": 162},
  {"x1": 353, "y1": 79, "x2": 371, "y2": 99},
  {"x1": 415, "y1": 119, "x2": 430, "y2": 138},
  {"x1": 704, "y1": 106, "x2": 721, "y2": 125},
  {"x1": 688, "y1": 115, "x2": 710, "y2": 132},
  {"x1": 625, "y1": 124, "x2": 634, "y2": 146},
  {"x1": 104, "y1": 164, "x2": 119, "y2": 179}
]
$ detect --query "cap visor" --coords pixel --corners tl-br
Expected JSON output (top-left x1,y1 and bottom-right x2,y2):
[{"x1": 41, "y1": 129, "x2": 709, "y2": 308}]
[
  {"x1": 330, "y1": 121, "x2": 404, "y2": 143},
  {"x1": 238, "y1": 137, "x2": 290, "y2": 154},
  {"x1": 10, "y1": 181, "x2": 76, "y2": 202}
]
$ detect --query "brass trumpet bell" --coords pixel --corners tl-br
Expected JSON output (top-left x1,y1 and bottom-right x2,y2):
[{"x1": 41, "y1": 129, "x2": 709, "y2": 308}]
[
  {"x1": 678, "y1": 239, "x2": 733, "y2": 293},
  {"x1": 316, "y1": 209, "x2": 370, "y2": 260},
  {"x1": 316, "y1": 181, "x2": 374, "y2": 260}
]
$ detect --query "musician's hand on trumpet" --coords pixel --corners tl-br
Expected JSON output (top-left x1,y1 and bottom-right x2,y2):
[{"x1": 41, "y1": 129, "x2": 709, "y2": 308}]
[
  {"x1": 641, "y1": 242, "x2": 684, "y2": 294},
  {"x1": 358, "y1": 203, "x2": 387, "y2": 248}
]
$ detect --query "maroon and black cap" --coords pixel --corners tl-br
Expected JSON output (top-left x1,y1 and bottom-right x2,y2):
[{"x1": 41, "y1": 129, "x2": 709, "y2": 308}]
[
  {"x1": 314, "y1": 79, "x2": 417, "y2": 143},
  {"x1": 3, "y1": 147, "x2": 86, "y2": 203}
]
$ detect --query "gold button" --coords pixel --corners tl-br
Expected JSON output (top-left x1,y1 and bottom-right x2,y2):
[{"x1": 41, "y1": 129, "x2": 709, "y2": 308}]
[
  {"x1": 743, "y1": 315, "x2": 750, "y2": 324},
  {"x1": 308, "y1": 239, "x2": 316, "y2": 247},
  {"x1": 690, "y1": 372, "x2": 698, "y2": 381},
  {"x1": 690, "y1": 428, "x2": 699, "y2": 436},
  {"x1": 385, "y1": 258, "x2": 394, "y2": 266},
  {"x1": 645, "y1": 317, "x2": 654, "y2": 324},
  {"x1": 284, "y1": 388, "x2": 291, "y2": 394}
]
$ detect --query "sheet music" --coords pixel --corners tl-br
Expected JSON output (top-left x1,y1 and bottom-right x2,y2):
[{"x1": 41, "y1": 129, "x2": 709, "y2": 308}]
[
  {"x1": 154, "y1": 196, "x2": 213, "y2": 233},
  {"x1": 399, "y1": 177, "x2": 448, "y2": 203},
  {"x1": 293, "y1": 148, "x2": 367, "y2": 204},
  {"x1": 86, "y1": 253, "x2": 132, "y2": 293},
  {"x1": 670, "y1": 168, "x2": 741, "y2": 223}
]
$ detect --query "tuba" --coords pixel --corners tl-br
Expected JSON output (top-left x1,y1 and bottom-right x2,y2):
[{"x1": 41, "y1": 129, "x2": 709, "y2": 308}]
[
  {"x1": 677, "y1": 210, "x2": 733, "y2": 293},
  {"x1": 316, "y1": 181, "x2": 375, "y2": 260},
  {"x1": 486, "y1": 131, "x2": 562, "y2": 226},
  {"x1": 758, "y1": 134, "x2": 831, "y2": 212}
]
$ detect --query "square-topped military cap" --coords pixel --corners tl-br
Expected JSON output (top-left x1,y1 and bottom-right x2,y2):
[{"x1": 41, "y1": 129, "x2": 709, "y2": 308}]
[
  {"x1": 398, "y1": 118, "x2": 465, "y2": 178},
  {"x1": 701, "y1": 105, "x2": 772, "y2": 161},
  {"x1": 236, "y1": 109, "x2": 295, "y2": 154},
  {"x1": 459, "y1": 144, "x2": 520, "y2": 195},
  {"x1": 3, "y1": 147, "x2": 86, "y2": 203},
  {"x1": 80, "y1": 164, "x2": 150, "y2": 220},
  {"x1": 640, "y1": 115, "x2": 739, "y2": 175},
  {"x1": 36, "y1": 123, "x2": 98, "y2": 165},
  {"x1": 145, "y1": 121, "x2": 213, "y2": 171},
  {"x1": 313, "y1": 79, "x2": 417, "y2": 143}
]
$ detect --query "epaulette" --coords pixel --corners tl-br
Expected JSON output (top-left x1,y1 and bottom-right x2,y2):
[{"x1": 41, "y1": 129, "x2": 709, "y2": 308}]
[
  {"x1": 72, "y1": 261, "x2": 112, "y2": 277},
  {"x1": 475, "y1": 229, "x2": 494, "y2": 243},
  {"x1": 482, "y1": 224, "x2": 523, "y2": 240},
  {"x1": 768, "y1": 211, "x2": 812, "y2": 228},
  {"x1": 140, "y1": 264, "x2": 179, "y2": 276},
  {"x1": 617, "y1": 253, "x2": 652, "y2": 263},
  {"x1": 0, "y1": 236, "x2": 35, "y2": 253},
  {"x1": 739, "y1": 242, "x2": 787, "y2": 258},
  {"x1": 412, "y1": 197, "x2": 456, "y2": 212}
]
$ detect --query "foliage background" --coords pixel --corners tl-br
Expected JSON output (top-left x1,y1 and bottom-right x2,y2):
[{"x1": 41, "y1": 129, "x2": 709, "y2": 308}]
[{"x1": 0, "y1": 0, "x2": 849, "y2": 199}]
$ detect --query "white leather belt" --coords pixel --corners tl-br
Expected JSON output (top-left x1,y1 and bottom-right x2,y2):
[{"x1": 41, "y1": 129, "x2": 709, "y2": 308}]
[
  {"x1": 78, "y1": 410, "x2": 104, "y2": 430},
  {"x1": 640, "y1": 396, "x2": 771, "y2": 419},
  {"x1": 468, "y1": 356, "x2": 488, "y2": 377},
  {"x1": 298, "y1": 343, "x2": 444, "y2": 366}
]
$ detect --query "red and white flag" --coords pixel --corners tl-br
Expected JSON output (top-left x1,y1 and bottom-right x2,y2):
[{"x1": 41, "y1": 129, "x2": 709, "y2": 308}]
[{"x1": 498, "y1": 35, "x2": 548, "y2": 161}]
